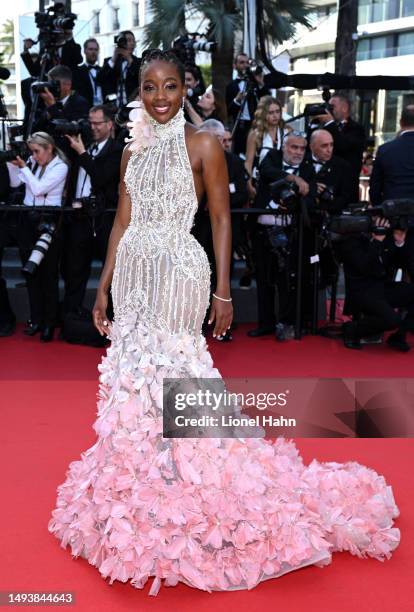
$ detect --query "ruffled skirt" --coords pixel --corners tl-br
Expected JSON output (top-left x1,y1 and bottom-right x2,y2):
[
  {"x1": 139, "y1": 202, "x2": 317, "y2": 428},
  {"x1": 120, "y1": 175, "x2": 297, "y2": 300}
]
[{"x1": 48, "y1": 315, "x2": 400, "y2": 595}]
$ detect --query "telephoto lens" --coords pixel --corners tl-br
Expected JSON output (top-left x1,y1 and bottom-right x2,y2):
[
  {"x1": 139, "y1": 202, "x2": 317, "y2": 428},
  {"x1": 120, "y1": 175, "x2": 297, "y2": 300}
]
[{"x1": 21, "y1": 222, "x2": 56, "y2": 276}]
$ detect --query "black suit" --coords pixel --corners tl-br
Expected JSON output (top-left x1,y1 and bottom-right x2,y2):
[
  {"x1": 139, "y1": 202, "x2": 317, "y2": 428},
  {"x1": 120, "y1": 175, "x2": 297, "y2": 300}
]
[
  {"x1": 34, "y1": 92, "x2": 90, "y2": 161},
  {"x1": 370, "y1": 131, "x2": 414, "y2": 205},
  {"x1": 63, "y1": 138, "x2": 123, "y2": 314},
  {"x1": 225, "y1": 78, "x2": 270, "y2": 154},
  {"x1": 323, "y1": 118, "x2": 365, "y2": 203},
  {"x1": 21, "y1": 39, "x2": 83, "y2": 76},
  {"x1": 369, "y1": 131, "x2": 414, "y2": 281},
  {"x1": 252, "y1": 150, "x2": 316, "y2": 328},
  {"x1": 303, "y1": 154, "x2": 353, "y2": 214},
  {"x1": 72, "y1": 64, "x2": 103, "y2": 108},
  {"x1": 336, "y1": 234, "x2": 414, "y2": 338},
  {"x1": 101, "y1": 55, "x2": 141, "y2": 106}
]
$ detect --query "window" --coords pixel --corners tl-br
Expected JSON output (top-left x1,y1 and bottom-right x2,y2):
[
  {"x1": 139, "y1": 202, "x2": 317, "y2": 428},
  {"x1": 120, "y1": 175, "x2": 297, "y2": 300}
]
[
  {"x1": 398, "y1": 32, "x2": 414, "y2": 55},
  {"x1": 92, "y1": 10, "x2": 100, "y2": 35},
  {"x1": 402, "y1": 0, "x2": 414, "y2": 16},
  {"x1": 357, "y1": 38, "x2": 370, "y2": 61},
  {"x1": 359, "y1": 0, "x2": 414, "y2": 23},
  {"x1": 357, "y1": 35, "x2": 396, "y2": 60},
  {"x1": 113, "y1": 7, "x2": 120, "y2": 31},
  {"x1": 133, "y1": 2, "x2": 140, "y2": 27}
]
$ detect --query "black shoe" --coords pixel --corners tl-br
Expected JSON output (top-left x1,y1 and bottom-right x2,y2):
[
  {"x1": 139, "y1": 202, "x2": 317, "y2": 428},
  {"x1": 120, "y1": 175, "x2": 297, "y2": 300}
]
[
  {"x1": 342, "y1": 322, "x2": 362, "y2": 350},
  {"x1": 40, "y1": 326, "x2": 55, "y2": 343},
  {"x1": 386, "y1": 332, "x2": 411, "y2": 352},
  {"x1": 0, "y1": 319, "x2": 16, "y2": 337},
  {"x1": 24, "y1": 321, "x2": 42, "y2": 336},
  {"x1": 247, "y1": 326, "x2": 274, "y2": 337}
]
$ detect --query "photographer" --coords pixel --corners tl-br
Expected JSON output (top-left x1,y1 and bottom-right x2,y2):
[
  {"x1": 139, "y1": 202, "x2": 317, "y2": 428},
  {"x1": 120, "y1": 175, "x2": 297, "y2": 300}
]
[
  {"x1": 72, "y1": 38, "x2": 104, "y2": 108},
  {"x1": 184, "y1": 85, "x2": 226, "y2": 126},
  {"x1": 225, "y1": 53, "x2": 270, "y2": 155},
  {"x1": 314, "y1": 93, "x2": 365, "y2": 203},
  {"x1": 21, "y1": 30, "x2": 82, "y2": 77},
  {"x1": 307, "y1": 129, "x2": 352, "y2": 214},
  {"x1": 338, "y1": 217, "x2": 414, "y2": 352},
  {"x1": 101, "y1": 31, "x2": 141, "y2": 107},
  {"x1": 184, "y1": 65, "x2": 204, "y2": 114},
  {"x1": 62, "y1": 105, "x2": 123, "y2": 316},
  {"x1": 5, "y1": 132, "x2": 69, "y2": 342},
  {"x1": 248, "y1": 132, "x2": 311, "y2": 339},
  {"x1": 33, "y1": 65, "x2": 89, "y2": 158}
]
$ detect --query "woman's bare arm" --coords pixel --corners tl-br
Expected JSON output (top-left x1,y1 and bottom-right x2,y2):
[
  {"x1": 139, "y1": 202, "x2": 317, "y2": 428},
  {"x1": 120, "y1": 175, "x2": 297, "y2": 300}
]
[
  {"x1": 244, "y1": 129, "x2": 257, "y2": 199},
  {"x1": 93, "y1": 146, "x2": 132, "y2": 334},
  {"x1": 184, "y1": 99, "x2": 204, "y2": 127},
  {"x1": 197, "y1": 131, "x2": 233, "y2": 338}
]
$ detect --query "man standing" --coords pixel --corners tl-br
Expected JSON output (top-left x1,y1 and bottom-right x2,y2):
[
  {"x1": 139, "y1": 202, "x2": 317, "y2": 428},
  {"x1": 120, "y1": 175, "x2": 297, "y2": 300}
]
[
  {"x1": 316, "y1": 93, "x2": 365, "y2": 203},
  {"x1": 63, "y1": 105, "x2": 123, "y2": 316},
  {"x1": 101, "y1": 31, "x2": 141, "y2": 107},
  {"x1": 249, "y1": 132, "x2": 311, "y2": 338},
  {"x1": 225, "y1": 53, "x2": 269, "y2": 155},
  {"x1": 73, "y1": 39, "x2": 104, "y2": 108},
  {"x1": 370, "y1": 104, "x2": 414, "y2": 281}
]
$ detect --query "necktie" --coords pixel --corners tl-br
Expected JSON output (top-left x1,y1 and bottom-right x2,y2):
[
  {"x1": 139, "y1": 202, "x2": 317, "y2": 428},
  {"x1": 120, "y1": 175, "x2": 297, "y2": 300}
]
[{"x1": 89, "y1": 143, "x2": 99, "y2": 157}]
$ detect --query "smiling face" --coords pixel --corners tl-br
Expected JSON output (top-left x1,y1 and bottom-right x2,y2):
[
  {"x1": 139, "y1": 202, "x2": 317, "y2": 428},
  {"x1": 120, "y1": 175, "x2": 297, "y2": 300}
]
[{"x1": 140, "y1": 59, "x2": 185, "y2": 124}]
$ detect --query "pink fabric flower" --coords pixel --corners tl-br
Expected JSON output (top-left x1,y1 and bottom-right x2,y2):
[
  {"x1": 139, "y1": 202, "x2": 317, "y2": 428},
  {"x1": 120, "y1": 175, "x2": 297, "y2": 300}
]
[{"x1": 124, "y1": 101, "x2": 156, "y2": 153}]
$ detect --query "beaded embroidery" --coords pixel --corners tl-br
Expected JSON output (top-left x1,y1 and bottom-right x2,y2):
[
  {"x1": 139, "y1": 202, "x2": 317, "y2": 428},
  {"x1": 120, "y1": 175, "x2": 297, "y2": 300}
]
[{"x1": 112, "y1": 109, "x2": 211, "y2": 335}]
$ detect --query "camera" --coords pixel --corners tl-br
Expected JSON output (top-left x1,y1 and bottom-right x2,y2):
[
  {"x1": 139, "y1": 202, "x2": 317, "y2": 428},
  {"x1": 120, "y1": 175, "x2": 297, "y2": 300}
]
[
  {"x1": 78, "y1": 194, "x2": 105, "y2": 217},
  {"x1": 0, "y1": 124, "x2": 30, "y2": 163},
  {"x1": 31, "y1": 79, "x2": 61, "y2": 97},
  {"x1": 172, "y1": 34, "x2": 216, "y2": 66},
  {"x1": 304, "y1": 102, "x2": 334, "y2": 117},
  {"x1": 114, "y1": 33, "x2": 128, "y2": 49},
  {"x1": 318, "y1": 185, "x2": 334, "y2": 203},
  {"x1": 327, "y1": 199, "x2": 414, "y2": 240},
  {"x1": 51, "y1": 118, "x2": 90, "y2": 138},
  {"x1": 270, "y1": 178, "x2": 300, "y2": 211},
  {"x1": 35, "y1": 2, "x2": 77, "y2": 49},
  {"x1": 21, "y1": 220, "x2": 56, "y2": 276}
]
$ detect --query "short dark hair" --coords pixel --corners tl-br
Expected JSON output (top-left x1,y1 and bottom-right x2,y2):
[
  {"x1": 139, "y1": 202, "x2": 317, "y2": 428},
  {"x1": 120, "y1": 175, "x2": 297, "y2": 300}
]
[
  {"x1": 120, "y1": 30, "x2": 135, "y2": 39},
  {"x1": 235, "y1": 52, "x2": 248, "y2": 63},
  {"x1": 89, "y1": 104, "x2": 115, "y2": 122},
  {"x1": 48, "y1": 65, "x2": 72, "y2": 82},
  {"x1": 401, "y1": 105, "x2": 414, "y2": 128},
  {"x1": 331, "y1": 92, "x2": 351, "y2": 110},
  {"x1": 184, "y1": 65, "x2": 199, "y2": 81},
  {"x1": 83, "y1": 37, "x2": 99, "y2": 50},
  {"x1": 140, "y1": 48, "x2": 185, "y2": 86}
]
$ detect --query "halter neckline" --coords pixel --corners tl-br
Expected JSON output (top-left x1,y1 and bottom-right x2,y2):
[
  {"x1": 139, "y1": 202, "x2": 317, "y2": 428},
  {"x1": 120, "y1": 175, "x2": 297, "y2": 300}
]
[{"x1": 145, "y1": 108, "x2": 186, "y2": 139}]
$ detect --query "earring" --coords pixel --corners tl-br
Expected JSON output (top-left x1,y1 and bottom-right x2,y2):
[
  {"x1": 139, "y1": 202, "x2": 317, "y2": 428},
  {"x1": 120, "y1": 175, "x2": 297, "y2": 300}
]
[{"x1": 181, "y1": 97, "x2": 185, "y2": 110}]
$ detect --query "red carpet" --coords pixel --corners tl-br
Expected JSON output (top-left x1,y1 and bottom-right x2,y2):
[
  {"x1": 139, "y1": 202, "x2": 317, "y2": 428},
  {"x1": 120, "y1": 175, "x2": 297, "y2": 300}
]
[{"x1": 1, "y1": 324, "x2": 413, "y2": 611}]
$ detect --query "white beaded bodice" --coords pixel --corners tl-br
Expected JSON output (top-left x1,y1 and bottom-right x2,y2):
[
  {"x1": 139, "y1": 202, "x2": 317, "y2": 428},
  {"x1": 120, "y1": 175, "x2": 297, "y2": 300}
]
[{"x1": 111, "y1": 109, "x2": 211, "y2": 336}]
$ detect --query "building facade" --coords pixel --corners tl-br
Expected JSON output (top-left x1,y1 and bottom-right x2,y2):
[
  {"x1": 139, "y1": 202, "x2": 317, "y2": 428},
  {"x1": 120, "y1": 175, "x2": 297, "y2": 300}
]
[{"x1": 279, "y1": 0, "x2": 414, "y2": 146}]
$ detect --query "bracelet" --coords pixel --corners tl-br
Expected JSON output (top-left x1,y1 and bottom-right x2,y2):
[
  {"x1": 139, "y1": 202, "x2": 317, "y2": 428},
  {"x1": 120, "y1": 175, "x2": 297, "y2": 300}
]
[{"x1": 213, "y1": 293, "x2": 232, "y2": 302}]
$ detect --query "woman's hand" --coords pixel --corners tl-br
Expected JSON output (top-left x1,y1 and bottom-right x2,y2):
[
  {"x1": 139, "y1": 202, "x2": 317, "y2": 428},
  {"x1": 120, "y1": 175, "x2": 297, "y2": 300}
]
[
  {"x1": 11, "y1": 156, "x2": 26, "y2": 169},
  {"x1": 247, "y1": 179, "x2": 256, "y2": 199},
  {"x1": 92, "y1": 292, "x2": 112, "y2": 336},
  {"x1": 208, "y1": 295, "x2": 233, "y2": 338}
]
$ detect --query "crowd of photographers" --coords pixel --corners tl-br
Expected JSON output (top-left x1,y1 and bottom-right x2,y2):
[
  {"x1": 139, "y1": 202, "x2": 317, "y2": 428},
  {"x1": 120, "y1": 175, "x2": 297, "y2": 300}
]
[{"x1": 1, "y1": 26, "x2": 414, "y2": 352}]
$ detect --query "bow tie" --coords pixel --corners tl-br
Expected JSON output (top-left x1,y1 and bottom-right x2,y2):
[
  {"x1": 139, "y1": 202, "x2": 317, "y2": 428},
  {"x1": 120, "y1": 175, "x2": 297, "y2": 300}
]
[
  {"x1": 283, "y1": 163, "x2": 299, "y2": 171},
  {"x1": 313, "y1": 159, "x2": 325, "y2": 167},
  {"x1": 86, "y1": 64, "x2": 98, "y2": 71}
]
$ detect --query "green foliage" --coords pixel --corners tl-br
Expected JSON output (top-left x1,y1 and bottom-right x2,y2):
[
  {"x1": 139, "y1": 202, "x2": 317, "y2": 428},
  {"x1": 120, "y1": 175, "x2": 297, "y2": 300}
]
[{"x1": 199, "y1": 64, "x2": 212, "y2": 87}]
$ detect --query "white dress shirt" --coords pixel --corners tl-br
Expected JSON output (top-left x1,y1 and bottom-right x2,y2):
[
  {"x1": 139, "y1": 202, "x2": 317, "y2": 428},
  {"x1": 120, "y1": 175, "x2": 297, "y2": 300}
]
[
  {"x1": 75, "y1": 139, "x2": 108, "y2": 200},
  {"x1": 7, "y1": 155, "x2": 68, "y2": 207}
]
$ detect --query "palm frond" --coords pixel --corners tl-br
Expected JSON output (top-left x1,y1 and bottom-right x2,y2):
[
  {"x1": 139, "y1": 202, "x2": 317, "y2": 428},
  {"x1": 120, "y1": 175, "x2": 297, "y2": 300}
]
[
  {"x1": 262, "y1": 0, "x2": 314, "y2": 44},
  {"x1": 143, "y1": 0, "x2": 186, "y2": 49},
  {"x1": 191, "y1": 0, "x2": 242, "y2": 48}
]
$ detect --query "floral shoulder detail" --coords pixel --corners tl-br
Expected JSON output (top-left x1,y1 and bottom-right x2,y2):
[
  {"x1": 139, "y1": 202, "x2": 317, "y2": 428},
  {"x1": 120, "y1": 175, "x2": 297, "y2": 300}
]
[{"x1": 124, "y1": 101, "x2": 157, "y2": 153}]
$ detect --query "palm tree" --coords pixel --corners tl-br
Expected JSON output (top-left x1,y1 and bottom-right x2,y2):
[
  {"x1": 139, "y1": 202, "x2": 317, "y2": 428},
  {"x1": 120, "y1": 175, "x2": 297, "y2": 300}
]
[
  {"x1": 144, "y1": 0, "x2": 313, "y2": 108},
  {"x1": 0, "y1": 19, "x2": 15, "y2": 63}
]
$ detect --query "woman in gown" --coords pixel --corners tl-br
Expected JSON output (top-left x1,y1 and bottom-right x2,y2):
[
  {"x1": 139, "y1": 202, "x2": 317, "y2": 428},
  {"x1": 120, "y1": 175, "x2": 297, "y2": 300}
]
[{"x1": 48, "y1": 50, "x2": 400, "y2": 596}]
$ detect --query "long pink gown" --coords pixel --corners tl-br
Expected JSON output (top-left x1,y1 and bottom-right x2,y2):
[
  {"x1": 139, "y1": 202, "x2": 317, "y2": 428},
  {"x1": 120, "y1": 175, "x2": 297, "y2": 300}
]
[{"x1": 48, "y1": 109, "x2": 400, "y2": 596}]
